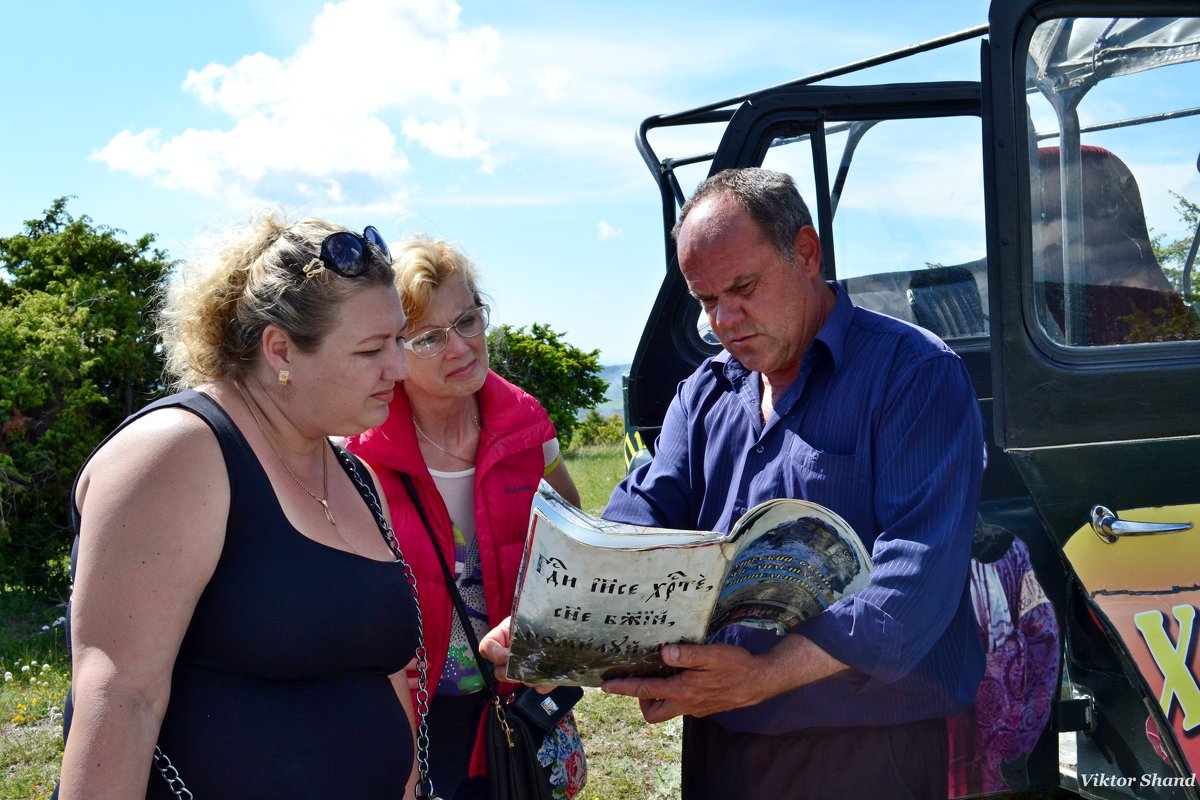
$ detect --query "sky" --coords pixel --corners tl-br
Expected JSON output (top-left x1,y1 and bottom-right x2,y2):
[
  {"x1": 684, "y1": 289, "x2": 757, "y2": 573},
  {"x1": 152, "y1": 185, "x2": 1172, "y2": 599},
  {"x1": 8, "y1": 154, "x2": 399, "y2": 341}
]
[{"x1": 0, "y1": 0, "x2": 992, "y2": 365}]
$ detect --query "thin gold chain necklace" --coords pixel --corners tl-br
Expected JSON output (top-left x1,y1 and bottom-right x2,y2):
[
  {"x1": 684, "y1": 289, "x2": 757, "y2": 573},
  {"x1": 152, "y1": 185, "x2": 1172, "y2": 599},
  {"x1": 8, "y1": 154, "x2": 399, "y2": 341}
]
[
  {"x1": 235, "y1": 381, "x2": 335, "y2": 525},
  {"x1": 412, "y1": 410, "x2": 480, "y2": 464}
]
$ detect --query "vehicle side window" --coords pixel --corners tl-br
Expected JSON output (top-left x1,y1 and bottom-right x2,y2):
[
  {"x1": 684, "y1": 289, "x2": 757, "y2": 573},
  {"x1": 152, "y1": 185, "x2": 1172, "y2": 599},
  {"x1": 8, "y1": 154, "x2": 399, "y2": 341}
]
[
  {"x1": 1027, "y1": 17, "x2": 1200, "y2": 348},
  {"x1": 763, "y1": 116, "x2": 987, "y2": 341}
]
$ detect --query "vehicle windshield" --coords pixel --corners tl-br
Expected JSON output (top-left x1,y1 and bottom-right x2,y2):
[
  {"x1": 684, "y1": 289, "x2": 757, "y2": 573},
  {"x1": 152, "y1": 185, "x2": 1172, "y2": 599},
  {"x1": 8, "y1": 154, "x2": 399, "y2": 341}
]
[{"x1": 1026, "y1": 16, "x2": 1200, "y2": 347}]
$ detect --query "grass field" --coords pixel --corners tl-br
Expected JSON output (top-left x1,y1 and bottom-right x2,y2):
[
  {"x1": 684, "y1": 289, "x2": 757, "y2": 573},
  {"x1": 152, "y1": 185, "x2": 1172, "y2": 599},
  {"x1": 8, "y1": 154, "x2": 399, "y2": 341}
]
[
  {"x1": 563, "y1": 442, "x2": 629, "y2": 516},
  {"x1": 1, "y1": 589, "x2": 69, "y2": 800}
]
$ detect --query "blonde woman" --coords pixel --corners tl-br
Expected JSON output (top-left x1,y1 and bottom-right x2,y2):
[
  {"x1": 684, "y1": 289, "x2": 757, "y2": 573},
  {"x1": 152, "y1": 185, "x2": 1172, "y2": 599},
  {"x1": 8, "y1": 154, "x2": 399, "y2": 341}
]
[
  {"x1": 56, "y1": 218, "x2": 424, "y2": 799},
  {"x1": 349, "y1": 238, "x2": 585, "y2": 800}
]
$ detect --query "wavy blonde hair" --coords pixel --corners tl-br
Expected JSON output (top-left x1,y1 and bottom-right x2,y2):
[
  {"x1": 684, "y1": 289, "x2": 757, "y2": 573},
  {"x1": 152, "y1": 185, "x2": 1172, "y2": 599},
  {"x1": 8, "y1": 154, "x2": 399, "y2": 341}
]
[
  {"x1": 391, "y1": 237, "x2": 485, "y2": 324},
  {"x1": 157, "y1": 214, "x2": 395, "y2": 388}
]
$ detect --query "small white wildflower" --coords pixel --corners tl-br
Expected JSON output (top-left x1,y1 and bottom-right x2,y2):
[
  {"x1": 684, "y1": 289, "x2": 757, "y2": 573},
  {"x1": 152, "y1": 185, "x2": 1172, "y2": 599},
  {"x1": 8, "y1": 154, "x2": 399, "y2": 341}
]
[
  {"x1": 41, "y1": 625, "x2": 50, "y2": 631},
  {"x1": 53, "y1": 616, "x2": 67, "y2": 627},
  {"x1": 3, "y1": 672, "x2": 12, "y2": 682},
  {"x1": 40, "y1": 680, "x2": 49, "y2": 687},
  {"x1": 30, "y1": 660, "x2": 38, "y2": 667},
  {"x1": 21, "y1": 665, "x2": 30, "y2": 673},
  {"x1": 41, "y1": 663, "x2": 50, "y2": 672}
]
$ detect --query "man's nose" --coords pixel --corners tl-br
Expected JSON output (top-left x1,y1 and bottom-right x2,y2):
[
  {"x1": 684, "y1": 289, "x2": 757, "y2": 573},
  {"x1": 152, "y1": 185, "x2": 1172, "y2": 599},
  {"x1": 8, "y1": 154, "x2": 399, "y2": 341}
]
[{"x1": 712, "y1": 298, "x2": 745, "y2": 332}]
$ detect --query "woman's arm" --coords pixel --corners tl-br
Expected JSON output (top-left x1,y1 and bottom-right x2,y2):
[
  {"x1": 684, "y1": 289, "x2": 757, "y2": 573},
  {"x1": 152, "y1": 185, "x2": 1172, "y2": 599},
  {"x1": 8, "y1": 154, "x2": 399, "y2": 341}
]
[
  {"x1": 58, "y1": 410, "x2": 229, "y2": 800},
  {"x1": 391, "y1": 667, "x2": 419, "y2": 800},
  {"x1": 544, "y1": 461, "x2": 581, "y2": 508}
]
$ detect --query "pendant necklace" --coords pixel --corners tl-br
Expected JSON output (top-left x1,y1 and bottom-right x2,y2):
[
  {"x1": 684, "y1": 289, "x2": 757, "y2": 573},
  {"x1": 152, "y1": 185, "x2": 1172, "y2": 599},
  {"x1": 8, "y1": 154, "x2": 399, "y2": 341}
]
[
  {"x1": 235, "y1": 381, "x2": 336, "y2": 525},
  {"x1": 412, "y1": 408, "x2": 480, "y2": 464}
]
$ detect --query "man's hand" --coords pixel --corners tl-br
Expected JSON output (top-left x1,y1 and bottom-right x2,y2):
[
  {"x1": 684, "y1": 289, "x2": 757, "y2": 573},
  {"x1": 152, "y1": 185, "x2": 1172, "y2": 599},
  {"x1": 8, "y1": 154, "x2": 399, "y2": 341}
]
[
  {"x1": 600, "y1": 642, "x2": 774, "y2": 722},
  {"x1": 601, "y1": 635, "x2": 850, "y2": 724}
]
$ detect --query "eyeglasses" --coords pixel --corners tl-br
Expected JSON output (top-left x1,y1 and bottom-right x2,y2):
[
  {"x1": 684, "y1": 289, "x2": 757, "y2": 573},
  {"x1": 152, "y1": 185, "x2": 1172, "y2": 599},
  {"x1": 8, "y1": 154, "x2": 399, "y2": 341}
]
[
  {"x1": 403, "y1": 305, "x2": 490, "y2": 358},
  {"x1": 318, "y1": 226, "x2": 392, "y2": 277}
]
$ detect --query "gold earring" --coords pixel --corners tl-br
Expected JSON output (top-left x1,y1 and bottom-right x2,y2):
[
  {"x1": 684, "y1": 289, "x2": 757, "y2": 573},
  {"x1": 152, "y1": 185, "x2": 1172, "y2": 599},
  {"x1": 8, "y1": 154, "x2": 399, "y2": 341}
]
[{"x1": 277, "y1": 369, "x2": 290, "y2": 386}]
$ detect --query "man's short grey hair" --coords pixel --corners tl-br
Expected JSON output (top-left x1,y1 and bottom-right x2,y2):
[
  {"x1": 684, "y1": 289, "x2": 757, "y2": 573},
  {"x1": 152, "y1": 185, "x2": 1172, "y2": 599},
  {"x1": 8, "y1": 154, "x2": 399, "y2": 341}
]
[{"x1": 672, "y1": 168, "x2": 813, "y2": 263}]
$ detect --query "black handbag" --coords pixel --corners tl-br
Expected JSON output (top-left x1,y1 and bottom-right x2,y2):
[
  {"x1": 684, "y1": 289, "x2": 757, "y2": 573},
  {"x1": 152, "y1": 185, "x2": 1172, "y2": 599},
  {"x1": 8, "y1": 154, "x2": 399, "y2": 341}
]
[
  {"x1": 399, "y1": 475, "x2": 581, "y2": 800},
  {"x1": 483, "y1": 692, "x2": 553, "y2": 800}
]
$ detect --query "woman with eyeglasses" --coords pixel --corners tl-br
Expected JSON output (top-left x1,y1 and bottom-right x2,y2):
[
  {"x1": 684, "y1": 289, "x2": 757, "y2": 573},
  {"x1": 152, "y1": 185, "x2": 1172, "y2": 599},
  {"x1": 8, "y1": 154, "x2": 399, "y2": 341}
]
[
  {"x1": 348, "y1": 238, "x2": 584, "y2": 800},
  {"x1": 55, "y1": 217, "x2": 427, "y2": 799}
]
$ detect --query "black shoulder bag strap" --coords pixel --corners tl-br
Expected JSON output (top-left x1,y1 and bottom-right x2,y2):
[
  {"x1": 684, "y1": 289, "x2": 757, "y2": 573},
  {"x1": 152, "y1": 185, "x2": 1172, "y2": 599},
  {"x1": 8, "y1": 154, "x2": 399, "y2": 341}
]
[
  {"x1": 400, "y1": 475, "x2": 569, "y2": 800},
  {"x1": 398, "y1": 473, "x2": 501, "y2": 693}
]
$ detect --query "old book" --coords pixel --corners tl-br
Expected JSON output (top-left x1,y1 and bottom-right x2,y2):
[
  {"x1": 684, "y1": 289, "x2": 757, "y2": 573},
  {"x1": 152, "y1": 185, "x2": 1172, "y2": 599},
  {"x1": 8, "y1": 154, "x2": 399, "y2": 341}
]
[{"x1": 505, "y1": 483, "x2": 873, "y2": 686}]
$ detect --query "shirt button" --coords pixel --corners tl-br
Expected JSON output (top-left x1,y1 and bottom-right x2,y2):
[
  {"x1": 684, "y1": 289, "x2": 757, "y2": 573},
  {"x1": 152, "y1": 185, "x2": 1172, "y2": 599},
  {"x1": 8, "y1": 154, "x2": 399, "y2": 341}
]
[{"x1": 755, "y1": 445, "x2": 764, "y2": 454}]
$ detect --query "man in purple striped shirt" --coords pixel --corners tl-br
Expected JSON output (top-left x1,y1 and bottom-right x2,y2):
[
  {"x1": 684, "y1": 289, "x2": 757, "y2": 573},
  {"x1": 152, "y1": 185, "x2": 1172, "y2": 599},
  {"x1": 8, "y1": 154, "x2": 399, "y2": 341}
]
[{"x1": 601, "y1": 168, "x2": 985, "y2": 799}]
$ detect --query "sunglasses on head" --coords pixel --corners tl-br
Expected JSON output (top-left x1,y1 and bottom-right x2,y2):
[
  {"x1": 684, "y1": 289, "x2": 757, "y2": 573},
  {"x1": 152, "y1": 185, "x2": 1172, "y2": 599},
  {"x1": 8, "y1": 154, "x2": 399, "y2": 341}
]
[{"x1": 317, "y1": 226, "x2": 392, "y2": 277}]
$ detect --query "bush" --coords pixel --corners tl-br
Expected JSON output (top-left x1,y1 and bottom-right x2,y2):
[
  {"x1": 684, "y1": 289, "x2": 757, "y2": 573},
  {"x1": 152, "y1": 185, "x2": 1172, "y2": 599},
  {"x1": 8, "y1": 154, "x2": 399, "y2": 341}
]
[
  {"x1": 487, "y1": 323, "x2": 607, "y2": 444},
  {"x1": 0, "y1": 199, "x2": 172, "y2": 592},
  {"x1": 570, "y1": 410, "x2": 624, "y2": 449}
]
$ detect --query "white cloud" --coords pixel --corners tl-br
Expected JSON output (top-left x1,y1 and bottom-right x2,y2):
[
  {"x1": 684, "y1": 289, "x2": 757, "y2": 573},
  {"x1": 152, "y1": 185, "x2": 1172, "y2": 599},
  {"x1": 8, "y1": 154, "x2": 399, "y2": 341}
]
[
  {"x1": 91, "y1": 0, "x2": 504, "y2": 213},
  {"x1": 88, "y1": 0, "x2": 928, "y2": 217},
  {"x1": 597, "y1": 221, "x2": 622, "y2": 240},
  {"x1": 402, "y1": 114, "x2": 496, "y2": 171}
]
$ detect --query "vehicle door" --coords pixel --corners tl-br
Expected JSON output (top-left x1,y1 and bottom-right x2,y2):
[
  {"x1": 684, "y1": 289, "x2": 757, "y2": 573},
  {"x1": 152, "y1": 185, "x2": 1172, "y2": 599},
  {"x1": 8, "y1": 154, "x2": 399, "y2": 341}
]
[{"x1": 986, "y1": 3, "x2": 1200, "y2": 797}]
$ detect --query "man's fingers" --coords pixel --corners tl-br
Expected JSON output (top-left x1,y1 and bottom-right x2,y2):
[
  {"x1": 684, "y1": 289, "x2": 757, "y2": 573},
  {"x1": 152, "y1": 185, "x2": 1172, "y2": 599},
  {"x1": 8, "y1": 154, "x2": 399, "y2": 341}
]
[
  {"x1": 600, "y1": 675, "x2": 673, "y2": 700},
  {"x1": 638, "y1": 697, "x2": 683, "y2": 724},
  {"x1": 661, "y1": 642, "x2": 709, "y2": 668}
]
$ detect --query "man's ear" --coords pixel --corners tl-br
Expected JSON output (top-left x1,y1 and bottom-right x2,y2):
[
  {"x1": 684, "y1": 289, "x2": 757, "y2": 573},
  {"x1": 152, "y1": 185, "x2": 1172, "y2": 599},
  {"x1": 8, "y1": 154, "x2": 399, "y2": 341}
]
[
  {"x1": 260, "y1": 324, "x2": 294, "y2": 373},
  {"x1": 793, "y1": 225, "x2": 823, "y2": 278}
]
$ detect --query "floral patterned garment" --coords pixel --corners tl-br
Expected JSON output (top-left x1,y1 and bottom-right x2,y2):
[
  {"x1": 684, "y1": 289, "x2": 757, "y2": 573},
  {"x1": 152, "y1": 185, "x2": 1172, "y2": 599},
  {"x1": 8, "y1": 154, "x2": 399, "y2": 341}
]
[
  {"x1": 946, "y1": 536, "x2": 1059, "y2": 795},
  {"x1": 537, "y1": 712, "x2": 587, "y2": 799}
]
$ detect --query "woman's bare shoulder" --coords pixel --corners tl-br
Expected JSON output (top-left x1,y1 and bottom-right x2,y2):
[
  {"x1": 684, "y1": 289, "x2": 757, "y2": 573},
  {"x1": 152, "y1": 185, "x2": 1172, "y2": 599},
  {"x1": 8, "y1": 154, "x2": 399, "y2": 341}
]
[{"x1": 78, "y1": 405, "x2": 229, "y2": 510}]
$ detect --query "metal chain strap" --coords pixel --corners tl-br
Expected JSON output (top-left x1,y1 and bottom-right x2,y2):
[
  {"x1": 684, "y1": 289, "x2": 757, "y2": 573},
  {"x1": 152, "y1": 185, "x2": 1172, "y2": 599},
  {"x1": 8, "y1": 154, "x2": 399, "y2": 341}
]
[
  {"x1": 152, "y1": 746, "x2": 195, "y2": 800},
  {"x1": 337, "y1": 448, "x2": 440, "y2": 800}
]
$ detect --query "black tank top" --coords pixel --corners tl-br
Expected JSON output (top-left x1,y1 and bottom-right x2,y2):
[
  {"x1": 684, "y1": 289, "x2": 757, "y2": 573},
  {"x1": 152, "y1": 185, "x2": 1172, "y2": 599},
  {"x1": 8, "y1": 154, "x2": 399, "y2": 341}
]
[{"x1": 63, "y1": 389, "x2": 419, "y2": 798}]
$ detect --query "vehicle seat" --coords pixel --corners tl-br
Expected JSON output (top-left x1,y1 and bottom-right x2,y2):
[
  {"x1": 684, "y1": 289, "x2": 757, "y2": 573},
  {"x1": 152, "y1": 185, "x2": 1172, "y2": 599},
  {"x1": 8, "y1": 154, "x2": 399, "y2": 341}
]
[
  {"x1": 1033, "y1": 145, "x2": 1200, "y2": 345},
  {"x1": 907, "y1": 264, "x2": 987, "y2": 338}
]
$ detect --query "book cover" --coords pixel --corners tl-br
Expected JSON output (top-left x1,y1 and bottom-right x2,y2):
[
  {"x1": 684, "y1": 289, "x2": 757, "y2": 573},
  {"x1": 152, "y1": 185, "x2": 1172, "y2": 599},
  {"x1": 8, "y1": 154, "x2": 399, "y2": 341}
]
[{"x1": 505, "y1": 483, "x2": 872, "y2": 686}]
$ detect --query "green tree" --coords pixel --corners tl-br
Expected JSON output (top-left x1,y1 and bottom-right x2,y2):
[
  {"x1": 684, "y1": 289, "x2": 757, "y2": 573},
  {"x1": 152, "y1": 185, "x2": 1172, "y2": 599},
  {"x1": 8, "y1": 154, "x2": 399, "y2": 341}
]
[
  {"x1": 570, "y1": 410, "x2": 625, "y2": 448},
  {"x1": 0, "y1": 198, "x2": 174, "y2": 591},
  {"x1": 487, "y1": 323, "x2": 607, "y2": 443},
  {"x1": 1152, "y1": 190, "x2": 1200, "y2": 302}
]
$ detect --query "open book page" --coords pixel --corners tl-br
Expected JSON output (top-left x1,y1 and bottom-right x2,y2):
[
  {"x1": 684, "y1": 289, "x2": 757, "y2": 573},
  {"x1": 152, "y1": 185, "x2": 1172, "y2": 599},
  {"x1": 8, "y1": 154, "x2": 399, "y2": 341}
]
[
  {"x1": 531, "y1": 485, "x2": 725, "y2": 549},
  {"x1": 709, "y1": 500, "x2": 873, "y2": 639},
  {"x1": 506, "y1": 486, "x2": 730, "y2": 686},
  {"x1": 505, "y1": 485, "x2": 873, "y2": 686}
]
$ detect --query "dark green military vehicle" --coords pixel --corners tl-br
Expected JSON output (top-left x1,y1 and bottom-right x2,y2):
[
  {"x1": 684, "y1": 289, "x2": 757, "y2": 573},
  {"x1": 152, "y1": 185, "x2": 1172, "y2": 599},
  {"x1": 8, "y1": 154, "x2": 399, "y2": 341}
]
[{"x1": 621, "y1": 2, "x2": 1200, "y2": 796}]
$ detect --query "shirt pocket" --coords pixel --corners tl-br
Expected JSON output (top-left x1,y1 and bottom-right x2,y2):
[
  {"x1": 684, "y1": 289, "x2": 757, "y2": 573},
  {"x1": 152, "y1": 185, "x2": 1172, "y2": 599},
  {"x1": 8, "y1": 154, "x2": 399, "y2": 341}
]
[{"x1": 777, "y1": 434, "x2": 865, "y2": 516}]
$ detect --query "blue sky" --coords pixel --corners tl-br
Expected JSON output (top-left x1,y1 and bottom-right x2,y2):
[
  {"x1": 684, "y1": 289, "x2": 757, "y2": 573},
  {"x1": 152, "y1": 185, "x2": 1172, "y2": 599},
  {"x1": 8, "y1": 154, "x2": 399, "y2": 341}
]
[{"x1": 0, "y1": 0, "x2": 991, "y2": 364}]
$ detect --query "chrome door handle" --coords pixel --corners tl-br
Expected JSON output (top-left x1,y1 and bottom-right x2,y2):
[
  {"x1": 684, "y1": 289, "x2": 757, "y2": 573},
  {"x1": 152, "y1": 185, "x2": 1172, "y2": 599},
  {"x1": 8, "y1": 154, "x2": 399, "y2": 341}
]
[{"x1": 1090, "y1": 505, "x2": 1194, "y2": 544}]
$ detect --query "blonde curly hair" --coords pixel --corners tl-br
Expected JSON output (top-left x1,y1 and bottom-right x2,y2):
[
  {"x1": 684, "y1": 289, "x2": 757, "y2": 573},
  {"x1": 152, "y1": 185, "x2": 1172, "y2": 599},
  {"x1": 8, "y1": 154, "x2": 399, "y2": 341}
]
[
  {"x1": 157, "y1": 214, "x2": 395, "y2": 388},
  {"x1": 391, "y1": 237, "x2": 485, "y2": 324}
]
